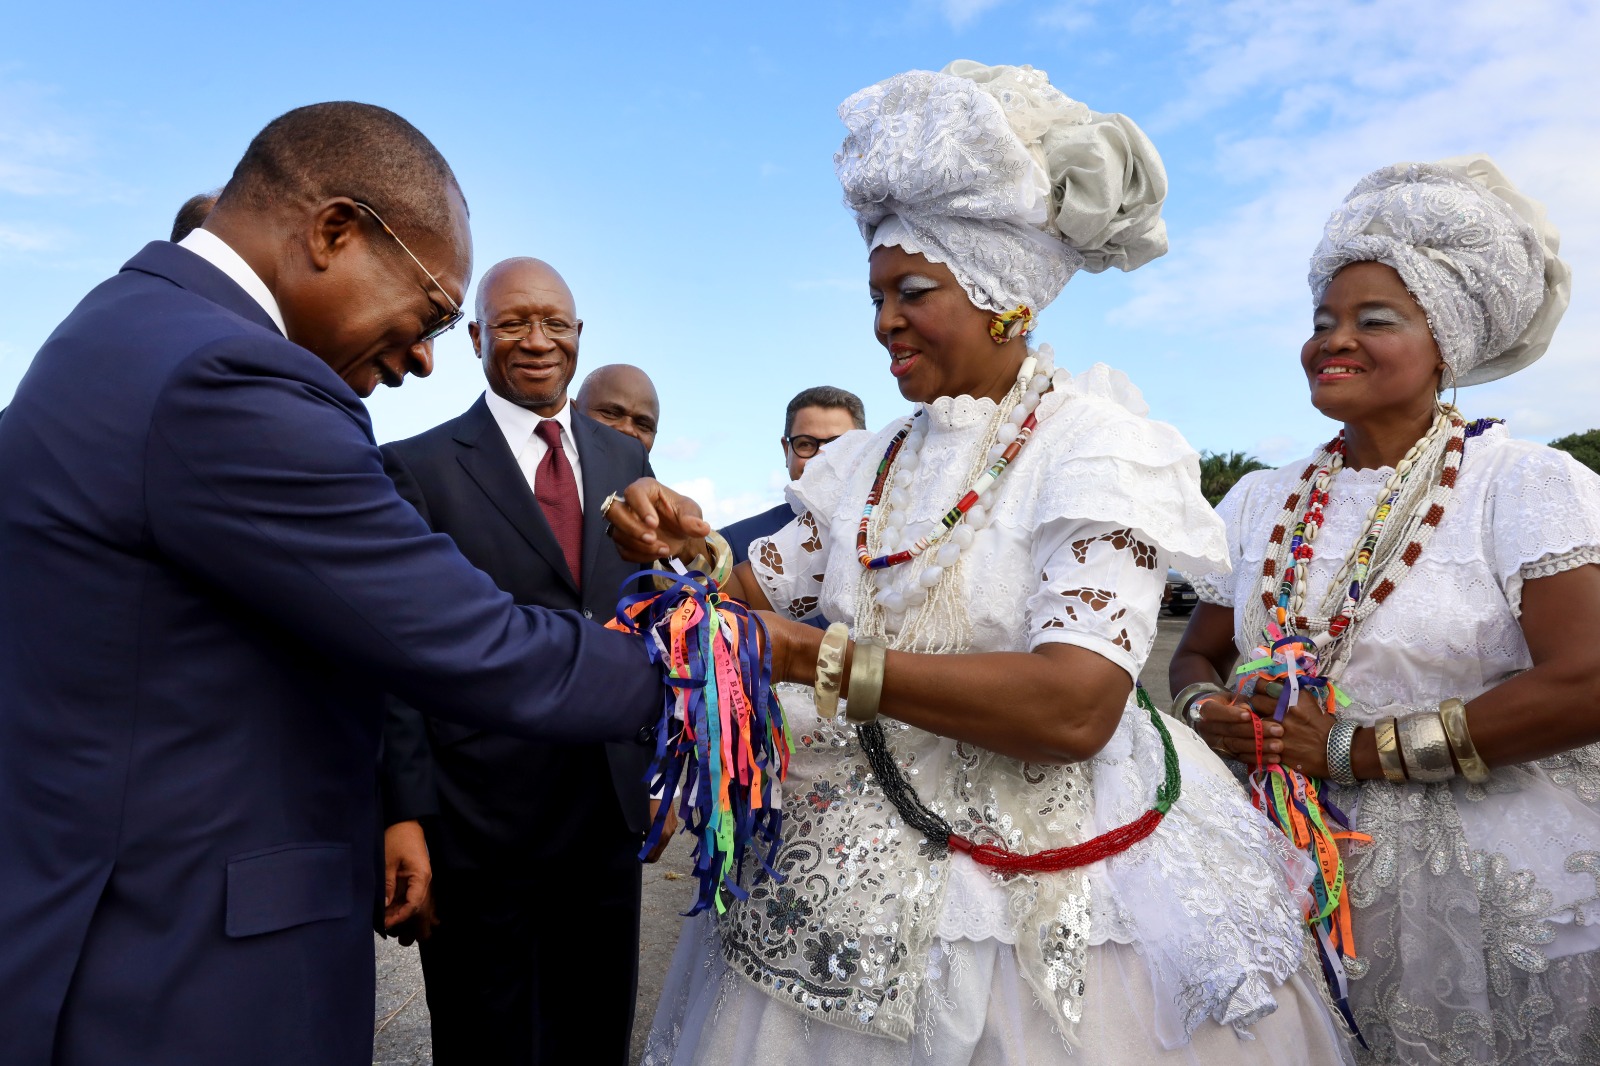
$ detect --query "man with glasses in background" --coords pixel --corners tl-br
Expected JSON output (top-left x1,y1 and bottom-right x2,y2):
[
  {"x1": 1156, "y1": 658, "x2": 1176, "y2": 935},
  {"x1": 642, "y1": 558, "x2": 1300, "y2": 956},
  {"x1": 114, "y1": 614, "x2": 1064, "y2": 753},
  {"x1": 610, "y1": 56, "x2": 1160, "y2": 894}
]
[
  {"x1": 720, "y1": 386, "x2": 868, "y2": 577},
  {"x1": 379, "y1": 256, "x2": 663, "y2": 1065}
]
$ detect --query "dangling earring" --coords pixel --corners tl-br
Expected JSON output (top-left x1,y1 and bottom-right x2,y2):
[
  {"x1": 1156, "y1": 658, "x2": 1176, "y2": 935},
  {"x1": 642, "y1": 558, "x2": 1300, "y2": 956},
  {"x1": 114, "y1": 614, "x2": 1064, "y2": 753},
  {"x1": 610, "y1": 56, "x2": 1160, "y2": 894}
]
[
  {"x1": 1438, "y1": 363, "x2": 1459, "y2": 415},
  {"x1": 988, "y1": 304, "x2": 1036, "y2": 345}
]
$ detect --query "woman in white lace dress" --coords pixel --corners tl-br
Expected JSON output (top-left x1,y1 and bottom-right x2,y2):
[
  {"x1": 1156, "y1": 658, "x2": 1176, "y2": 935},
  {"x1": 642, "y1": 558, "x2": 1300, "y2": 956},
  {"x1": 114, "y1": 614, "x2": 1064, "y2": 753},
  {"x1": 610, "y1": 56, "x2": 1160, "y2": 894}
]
[
  {"x1": 608, "y1": 62, "x2": 1351, "y2": 1065},
  {"x1": 1174, "y1": 157, "x2": 1600, "y2": 1065}
]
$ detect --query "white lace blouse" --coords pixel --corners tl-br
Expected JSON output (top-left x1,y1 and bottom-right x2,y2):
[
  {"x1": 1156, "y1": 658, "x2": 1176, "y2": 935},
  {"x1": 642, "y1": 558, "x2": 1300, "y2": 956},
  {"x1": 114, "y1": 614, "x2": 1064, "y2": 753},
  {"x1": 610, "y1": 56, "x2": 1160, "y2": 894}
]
[
  {"x1": 720, "y1": 365, "x2": 1314, "y2": 1046},
  {"x1": 1191, "y1": 423, "x2": 1600, "y2": 1062}
]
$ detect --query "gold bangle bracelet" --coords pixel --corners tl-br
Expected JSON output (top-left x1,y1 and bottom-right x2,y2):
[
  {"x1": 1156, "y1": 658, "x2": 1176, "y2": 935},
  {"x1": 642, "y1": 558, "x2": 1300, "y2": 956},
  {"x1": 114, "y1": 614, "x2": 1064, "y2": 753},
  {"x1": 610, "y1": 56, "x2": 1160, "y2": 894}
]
[
  {"x1": 704, "y1": 531, "x2": 735, "y2": 587},
  {"x1": 1438, "y1": 697, "x2": 1489, "y2": 784},
  {"x1": 1375, "y1": 717, "x2": 1407, "y2": 783},
  {"x1": 813, "y1": 623, "x2": 850, "y2": 720},
  {"x1": 1399, "y1": 713, "x2": 1456, "y2": 783},
  {"x1": 845, "y1": 639, "x2": 887, "y2": 724}
]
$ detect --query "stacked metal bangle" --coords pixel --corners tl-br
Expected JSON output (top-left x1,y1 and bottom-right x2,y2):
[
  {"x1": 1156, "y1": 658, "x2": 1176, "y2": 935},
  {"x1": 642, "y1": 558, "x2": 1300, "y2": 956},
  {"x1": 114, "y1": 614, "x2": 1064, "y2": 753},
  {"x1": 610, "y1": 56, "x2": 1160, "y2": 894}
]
[
  {"x1": 1375, "y1": 717, "x2": 1407, "y2": 783},
  {"x1": 1398, "y1": 713, "x2": 1456, "y2": 783},
  {"x1": 1438, "y1": 697, "x2": 1490, "y2": 783},
  {"x1": 845, "y1": 639, "x2": 887, "y2": 724},
  {"x1": 813, "y1": 623, "x2": 850, "y2": 720},
  {"x1": 1171, "y1": 681, "x2": 1226, "y2": 725},
  {"x1": 1324, "y1": 718, "x2": 1359, "y2": 786}
]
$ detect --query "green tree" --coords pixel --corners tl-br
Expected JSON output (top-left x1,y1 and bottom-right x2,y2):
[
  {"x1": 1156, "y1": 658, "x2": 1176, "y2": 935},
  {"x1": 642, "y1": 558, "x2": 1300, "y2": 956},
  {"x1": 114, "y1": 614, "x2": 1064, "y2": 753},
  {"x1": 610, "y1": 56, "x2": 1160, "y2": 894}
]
[
  {"x1": 1550, "y1": 430, "x2": 1600, "y2": 476},
  {"x1": 1199, "y1": 450, "x2": 1270, "y2": 507}
]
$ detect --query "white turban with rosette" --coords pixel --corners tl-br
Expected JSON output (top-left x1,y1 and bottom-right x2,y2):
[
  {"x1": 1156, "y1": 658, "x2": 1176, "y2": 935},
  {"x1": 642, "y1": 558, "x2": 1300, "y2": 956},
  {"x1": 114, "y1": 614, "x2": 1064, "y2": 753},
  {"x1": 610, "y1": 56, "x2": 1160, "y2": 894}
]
[
  {"x1": 1309, "y1": 155, "x2": 1570, "y2": 386},
  {"x1": 835, "y1": 60, "x2": 1169, "y2": 317}
]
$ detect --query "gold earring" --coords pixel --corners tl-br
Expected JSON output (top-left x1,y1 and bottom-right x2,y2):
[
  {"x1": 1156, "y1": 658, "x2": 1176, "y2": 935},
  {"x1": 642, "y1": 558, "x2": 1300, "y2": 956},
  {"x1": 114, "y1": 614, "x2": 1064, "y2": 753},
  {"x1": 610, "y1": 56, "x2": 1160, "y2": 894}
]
[{"x1": 988, "y1": 305, "x2": 1035, "y2": 345}]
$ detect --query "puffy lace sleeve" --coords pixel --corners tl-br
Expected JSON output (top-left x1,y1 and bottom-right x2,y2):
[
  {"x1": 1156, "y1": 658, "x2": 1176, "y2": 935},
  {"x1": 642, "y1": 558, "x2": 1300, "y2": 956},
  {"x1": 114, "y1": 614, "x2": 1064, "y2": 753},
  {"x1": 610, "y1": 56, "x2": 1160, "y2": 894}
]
[
  {"x1": 748, "y1": 511, "x2": 830, "y2": 622},
  {"x1": 1028, "y1": 518, "x2": 1167, "y2": 680},
  {"x1": 749, "y1": 429, "x2": 879, "y2": 622},
  {"x1": 996, "y1": 363, "x2": 1230, "y2": 574},
  {"x1": 1187, "y1": 468, "x2": 1276, "y2": 609},
  {"x1": 1484, "y1": 439, "x2": 1600, "y2": 614}
]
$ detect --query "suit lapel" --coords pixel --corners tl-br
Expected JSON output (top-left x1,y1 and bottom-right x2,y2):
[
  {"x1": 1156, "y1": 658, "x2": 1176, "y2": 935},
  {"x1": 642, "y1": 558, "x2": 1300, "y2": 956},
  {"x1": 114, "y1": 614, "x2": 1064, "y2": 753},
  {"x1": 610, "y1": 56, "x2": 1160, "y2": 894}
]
[
  {"x1": 572, "y1": 413, "x2": 620, "y2": 593},
  {"x1": 452, "y1": 396, "x2": 579, "y2": 594}
]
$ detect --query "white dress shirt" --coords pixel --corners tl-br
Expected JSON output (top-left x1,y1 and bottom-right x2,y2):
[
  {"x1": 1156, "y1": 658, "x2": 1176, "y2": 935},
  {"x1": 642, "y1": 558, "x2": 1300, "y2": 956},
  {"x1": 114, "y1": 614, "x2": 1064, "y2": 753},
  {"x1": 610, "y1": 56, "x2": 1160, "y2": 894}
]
[
  {"x1": 483, "y1": 390, "x2": 585, "y2": 511},
  {"x1": 177, "y1": 229, "x2": 288, "y2": 336}
]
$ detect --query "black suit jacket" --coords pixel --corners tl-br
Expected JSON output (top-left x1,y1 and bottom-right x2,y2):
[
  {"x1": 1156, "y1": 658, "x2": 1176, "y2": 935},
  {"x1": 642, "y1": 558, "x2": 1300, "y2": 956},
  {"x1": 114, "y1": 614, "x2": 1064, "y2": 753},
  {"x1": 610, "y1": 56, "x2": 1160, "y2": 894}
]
[{"x1": 381, "y1": 396, "x2": 656, "y2": 869}]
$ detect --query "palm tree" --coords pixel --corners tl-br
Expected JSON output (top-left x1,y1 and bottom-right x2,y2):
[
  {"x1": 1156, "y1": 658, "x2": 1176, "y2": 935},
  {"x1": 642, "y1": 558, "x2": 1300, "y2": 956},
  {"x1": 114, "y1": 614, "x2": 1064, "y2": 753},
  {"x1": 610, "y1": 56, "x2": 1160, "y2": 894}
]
[{"x1": 1199, "y1": 450, "x2": 1269, "y2": 507}]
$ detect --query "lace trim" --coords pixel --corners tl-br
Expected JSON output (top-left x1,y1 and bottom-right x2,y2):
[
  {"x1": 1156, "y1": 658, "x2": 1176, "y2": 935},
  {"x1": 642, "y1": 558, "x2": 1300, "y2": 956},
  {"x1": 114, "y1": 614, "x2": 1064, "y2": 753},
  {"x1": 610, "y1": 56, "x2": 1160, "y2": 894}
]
[{"x1": 1508, "y1": 545, "x2": 1600, "y2": 615}]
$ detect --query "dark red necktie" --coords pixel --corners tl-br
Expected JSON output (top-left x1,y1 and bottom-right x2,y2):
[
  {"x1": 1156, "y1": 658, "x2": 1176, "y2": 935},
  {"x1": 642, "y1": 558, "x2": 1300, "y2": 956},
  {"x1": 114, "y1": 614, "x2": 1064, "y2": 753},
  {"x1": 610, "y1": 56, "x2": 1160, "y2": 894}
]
[{"x1": 534, "y1": 420, "x2": 582, "y2": 586}]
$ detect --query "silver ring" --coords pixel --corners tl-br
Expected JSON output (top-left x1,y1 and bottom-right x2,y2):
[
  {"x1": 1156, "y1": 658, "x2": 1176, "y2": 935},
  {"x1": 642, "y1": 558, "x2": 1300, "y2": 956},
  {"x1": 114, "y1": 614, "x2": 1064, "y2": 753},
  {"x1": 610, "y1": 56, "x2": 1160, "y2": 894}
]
[{"x1": 600, "y1": 492, "x2": 622, "y2": 518}]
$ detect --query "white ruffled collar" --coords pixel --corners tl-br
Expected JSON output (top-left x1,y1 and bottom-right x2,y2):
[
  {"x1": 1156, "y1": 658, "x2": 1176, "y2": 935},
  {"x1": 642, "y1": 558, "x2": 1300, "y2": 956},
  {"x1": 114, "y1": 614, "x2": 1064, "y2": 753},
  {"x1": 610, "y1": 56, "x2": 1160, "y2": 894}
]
[
  {"x1": 916, "y1": 361, "x2": 1149, "y2": 436},
  {"x1": 920, "y1": 391, "x2": 1001, "y2": 432}
]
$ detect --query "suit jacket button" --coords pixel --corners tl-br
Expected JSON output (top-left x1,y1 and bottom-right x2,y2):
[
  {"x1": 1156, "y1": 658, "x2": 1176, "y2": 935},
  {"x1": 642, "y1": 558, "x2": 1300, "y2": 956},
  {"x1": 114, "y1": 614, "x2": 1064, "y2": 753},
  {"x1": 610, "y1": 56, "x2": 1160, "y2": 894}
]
[
  {"x1": 636, "y1": 724, "x2": 657, "y2": 745},
  {"x1": 583, "y1": 608, "x2": 593, "y2": 619}
]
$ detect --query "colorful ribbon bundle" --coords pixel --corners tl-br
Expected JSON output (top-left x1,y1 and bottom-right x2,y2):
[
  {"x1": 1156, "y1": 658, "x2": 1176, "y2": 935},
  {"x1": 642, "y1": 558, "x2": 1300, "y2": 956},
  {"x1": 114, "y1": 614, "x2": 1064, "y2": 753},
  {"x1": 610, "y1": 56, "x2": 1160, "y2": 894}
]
[
  {"x1": 1233, "y1": 624, "x2": 1369, "y2": 1042},
  {"x1": 608, "y1": 571, "x2": 793, "y2": 915}
]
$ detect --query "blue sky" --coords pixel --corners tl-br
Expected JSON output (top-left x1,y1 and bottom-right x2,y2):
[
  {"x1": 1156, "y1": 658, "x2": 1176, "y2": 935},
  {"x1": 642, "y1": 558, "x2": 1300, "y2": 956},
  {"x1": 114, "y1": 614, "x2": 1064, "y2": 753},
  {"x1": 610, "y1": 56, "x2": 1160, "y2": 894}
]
[{"x1": 2, "y1": 0, "x2": 1595, "y2": 522}]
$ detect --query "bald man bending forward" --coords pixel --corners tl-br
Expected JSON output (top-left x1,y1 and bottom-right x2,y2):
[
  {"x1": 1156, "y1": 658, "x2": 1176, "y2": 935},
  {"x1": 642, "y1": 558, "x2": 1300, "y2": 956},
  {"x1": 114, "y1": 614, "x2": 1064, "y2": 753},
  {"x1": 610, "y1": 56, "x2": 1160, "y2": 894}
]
[
  {"x1": 381, "y1": 257, "x2": 655, "y2": 1065},
  {"x1": 0, "y1": 110, "x2": 664, "y2": 1066}
]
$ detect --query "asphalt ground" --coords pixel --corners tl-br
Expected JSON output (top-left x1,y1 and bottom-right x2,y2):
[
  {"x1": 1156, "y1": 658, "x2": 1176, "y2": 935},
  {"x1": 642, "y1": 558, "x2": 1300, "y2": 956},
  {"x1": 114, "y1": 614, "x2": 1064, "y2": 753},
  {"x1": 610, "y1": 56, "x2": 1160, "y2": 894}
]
[{"x1": 373, "y1": 612, "x2": 1192, "y2": 1065}]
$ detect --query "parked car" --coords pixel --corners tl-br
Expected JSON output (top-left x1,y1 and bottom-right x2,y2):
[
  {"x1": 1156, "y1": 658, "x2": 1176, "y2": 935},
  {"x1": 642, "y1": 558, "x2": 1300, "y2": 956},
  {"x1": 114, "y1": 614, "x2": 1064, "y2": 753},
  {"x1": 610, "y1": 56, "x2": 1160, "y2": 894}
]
[{"x1": 1162, "y1": 568, "x2": 1197, "y2": 616}]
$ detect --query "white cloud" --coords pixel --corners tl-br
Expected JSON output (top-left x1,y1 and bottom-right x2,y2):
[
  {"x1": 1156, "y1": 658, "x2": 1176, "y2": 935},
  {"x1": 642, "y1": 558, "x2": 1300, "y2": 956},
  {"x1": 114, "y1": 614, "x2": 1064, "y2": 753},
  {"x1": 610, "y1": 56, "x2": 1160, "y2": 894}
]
[
  {"x1": 1110, "y1": 0, "x2": 1600, "y2": 436},
  {"x1": 942, "y1": 0, "x2": 1007, "y2": 29},
  {"x1": 0, "y1": 81, "x2": 99, "y2": 198},
  {"x1": 1033, "y1": 1, "x2": 1097, "y2": 31},
  {"x1": 668, "y1": 475, "x2": 783, "y2": 528},
  {"x1": 657, "y1": 435, "x2": 703, "y2": 463},
  {"x1": 0, "y1": 224, "x2": 64, "y2": 253}
]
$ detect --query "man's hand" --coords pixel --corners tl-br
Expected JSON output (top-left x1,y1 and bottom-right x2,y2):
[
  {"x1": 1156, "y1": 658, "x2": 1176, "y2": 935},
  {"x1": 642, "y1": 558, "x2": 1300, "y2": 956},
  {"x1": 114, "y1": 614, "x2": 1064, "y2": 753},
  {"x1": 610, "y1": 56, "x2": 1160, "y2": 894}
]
[
  {"x1": 643, "y1": 798, "x2": 678, "y2": 863},
  {"x1": 383, "y1": 820, "x2": 433, "y2": 936},
  {"x1": 604, "y1": 477, "x2": 712, "y2": 564}
]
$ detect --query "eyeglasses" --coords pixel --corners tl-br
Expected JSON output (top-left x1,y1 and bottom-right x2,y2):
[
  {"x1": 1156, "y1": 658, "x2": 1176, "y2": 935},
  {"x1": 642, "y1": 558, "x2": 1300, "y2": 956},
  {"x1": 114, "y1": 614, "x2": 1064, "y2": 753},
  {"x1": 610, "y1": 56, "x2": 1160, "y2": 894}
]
[
  {"x1": 784, "y1": 434, "x2": 843, "y2": 459},
  {"x1": 482, "y1": 317, "x2": 581, "y2": 342},
  {"x1": 354, "y1": 201, "x2": 463, "y2": 343}
]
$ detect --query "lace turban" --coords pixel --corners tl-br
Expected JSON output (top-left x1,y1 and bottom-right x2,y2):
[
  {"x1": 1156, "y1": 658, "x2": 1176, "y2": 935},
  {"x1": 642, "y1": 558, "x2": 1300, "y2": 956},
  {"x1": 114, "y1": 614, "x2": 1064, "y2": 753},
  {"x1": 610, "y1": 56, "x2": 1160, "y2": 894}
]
[
  {"x1": 834, "y1": 60, "x2": 1169, "y2": 316},
  {"x1": 1309, "y1": 156, "x2": 1570, "y2": 386}
]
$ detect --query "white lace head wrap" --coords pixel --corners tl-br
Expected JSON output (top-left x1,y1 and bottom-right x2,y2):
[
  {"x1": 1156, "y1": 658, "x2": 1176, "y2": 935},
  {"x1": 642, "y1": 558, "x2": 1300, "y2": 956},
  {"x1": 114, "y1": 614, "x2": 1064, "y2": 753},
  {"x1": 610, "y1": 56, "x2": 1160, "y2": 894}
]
[
  {"x1": 835, "y1": 60, "x2": 1169, "y2": 316},
  {"x1": 1309, "y1": 155, "x2": 1570, "y2": 386}
]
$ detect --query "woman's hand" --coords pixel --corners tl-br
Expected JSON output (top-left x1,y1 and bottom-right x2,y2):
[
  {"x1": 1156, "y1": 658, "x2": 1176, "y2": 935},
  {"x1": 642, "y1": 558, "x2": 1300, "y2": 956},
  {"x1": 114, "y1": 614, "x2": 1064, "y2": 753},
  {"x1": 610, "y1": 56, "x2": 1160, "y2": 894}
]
[
  {"x1": 1192, "y1": 686, "x2": 1336, "y2": 774},
  {"x1": 753, "y1": 610, "x2": 823, "y2": 687},
  {"x1": 604, "y1": 477, "x2": 712, "y2": 564},
  {"x1": 1250, "y1": 687, "x2": 1336, "y2": 776},
  {"x1": 1192, "y1": 692, "x2": 1279, "y2": 765}
]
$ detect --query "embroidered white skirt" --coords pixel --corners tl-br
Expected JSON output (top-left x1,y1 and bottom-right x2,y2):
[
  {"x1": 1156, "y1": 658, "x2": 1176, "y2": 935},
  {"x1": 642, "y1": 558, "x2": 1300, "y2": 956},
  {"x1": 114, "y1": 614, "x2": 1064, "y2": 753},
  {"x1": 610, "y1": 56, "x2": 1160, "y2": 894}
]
[{"x1": 642, "y1": 913, "x2": 1353, "y2": 1065}]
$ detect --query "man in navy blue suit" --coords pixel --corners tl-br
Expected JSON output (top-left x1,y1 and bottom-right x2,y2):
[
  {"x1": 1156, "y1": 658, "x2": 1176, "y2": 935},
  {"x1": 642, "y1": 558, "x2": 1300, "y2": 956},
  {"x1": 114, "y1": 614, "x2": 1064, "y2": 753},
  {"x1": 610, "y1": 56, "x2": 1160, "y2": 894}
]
[{"x1": 0, "y1": 103, "x2": 693, "y2": 1066}]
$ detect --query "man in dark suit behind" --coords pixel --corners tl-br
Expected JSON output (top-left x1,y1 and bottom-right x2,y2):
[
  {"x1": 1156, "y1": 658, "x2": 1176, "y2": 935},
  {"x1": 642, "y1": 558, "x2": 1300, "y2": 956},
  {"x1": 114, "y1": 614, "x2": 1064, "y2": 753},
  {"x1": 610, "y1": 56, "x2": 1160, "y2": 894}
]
[
  {"x1": 382, "y1": 257, "x2": 661, "y2": 1065},
  {"x1": 0, "y1": 104, "x2": 682, "y2": 1066}
]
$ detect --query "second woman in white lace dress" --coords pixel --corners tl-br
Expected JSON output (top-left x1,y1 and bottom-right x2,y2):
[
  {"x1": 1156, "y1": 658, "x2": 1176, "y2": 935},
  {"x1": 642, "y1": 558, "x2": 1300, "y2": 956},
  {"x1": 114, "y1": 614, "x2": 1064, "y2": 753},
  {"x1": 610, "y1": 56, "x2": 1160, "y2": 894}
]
[
  {"x1": 1175, "y1": 158, "x2": 1600, "y2": 1065},
  {"x1": 609, "y1": 63, "x2": 1352, "y2": 1066}
]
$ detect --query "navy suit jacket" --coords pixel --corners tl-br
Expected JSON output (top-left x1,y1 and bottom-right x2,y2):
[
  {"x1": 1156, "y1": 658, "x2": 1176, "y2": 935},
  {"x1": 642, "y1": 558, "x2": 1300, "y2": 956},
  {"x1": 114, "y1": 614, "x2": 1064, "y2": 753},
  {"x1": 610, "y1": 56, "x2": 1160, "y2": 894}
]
[
  {"x1": 380, "y1": 398, "x2": 656, "y2": 867},
  {"x1": 0, "y1": 242, "x2": 661, "y2": 1066}
]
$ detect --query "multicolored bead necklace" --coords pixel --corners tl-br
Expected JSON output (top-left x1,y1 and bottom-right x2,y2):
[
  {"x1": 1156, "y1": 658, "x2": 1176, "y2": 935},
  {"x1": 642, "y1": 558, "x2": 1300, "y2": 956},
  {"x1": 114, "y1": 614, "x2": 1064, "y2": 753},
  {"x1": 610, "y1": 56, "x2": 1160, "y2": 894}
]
[
  {"x1": 856, "y1": 352, "x2": 1052, "y2": 574},
  {"x1": 1256, "y1": 405, "x2": 1465, "y2": 649}
]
